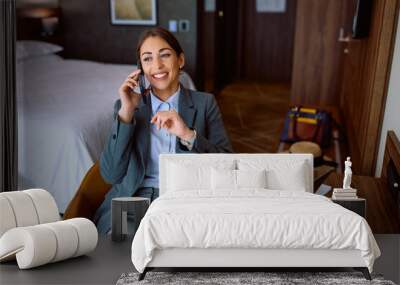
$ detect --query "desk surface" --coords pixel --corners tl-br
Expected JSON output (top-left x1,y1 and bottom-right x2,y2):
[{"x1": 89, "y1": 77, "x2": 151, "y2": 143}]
[{"x1": 0, "y1": 235, "x2": 133, "y2": 285}]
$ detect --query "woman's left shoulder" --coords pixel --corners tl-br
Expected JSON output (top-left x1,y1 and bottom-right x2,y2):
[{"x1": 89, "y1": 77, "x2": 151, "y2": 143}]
[{"x1": 187, "y1": 89, "x2": 216, "y2": 104}]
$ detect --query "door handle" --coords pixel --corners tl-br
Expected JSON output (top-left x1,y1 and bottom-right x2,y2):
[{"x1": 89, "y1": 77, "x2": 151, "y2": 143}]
[{"x1": 338, "y1": 28, "x2": 351, "y2": 43}]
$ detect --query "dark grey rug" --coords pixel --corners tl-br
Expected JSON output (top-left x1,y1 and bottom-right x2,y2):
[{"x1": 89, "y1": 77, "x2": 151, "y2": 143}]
[{"x1": 116, "y1": 271, "x2": 396, "y2": 285}]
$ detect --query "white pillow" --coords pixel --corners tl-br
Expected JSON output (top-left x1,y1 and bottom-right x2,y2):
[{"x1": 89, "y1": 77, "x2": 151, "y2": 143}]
[
  {"x1": 211, "y1": 168, "x2": 236, "y2": 190},
  {"x1": 211, "y1": 168, "x2": 267, "y2": 190},
  {"x1": 237, "y1": 169, "x2": 267, "y2": 188},
  {"x1": 168, "y1": 162, "x2": 210, "y2": 191},
  {"x1": 238, "y1": 159, "x2": 309, "y2": 191},
  {"x1": 16, "y1": 40, "x2": 63, "y2": 61},
  {"x1": 166, "y1": 160, "x2": 235, "y2": 192}
]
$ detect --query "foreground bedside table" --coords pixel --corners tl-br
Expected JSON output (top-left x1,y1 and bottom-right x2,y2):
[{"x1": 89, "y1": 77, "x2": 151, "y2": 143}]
[
  {"x1": 332, "y1": 198, "x2": 366, "y2": 218},
  {"x1": 112, "y1": 197, "x2": 150, "y2": 242}
]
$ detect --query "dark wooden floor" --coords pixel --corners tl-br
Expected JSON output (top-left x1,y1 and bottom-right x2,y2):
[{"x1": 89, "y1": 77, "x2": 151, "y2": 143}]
[{"x1": 216, "y1": 81, "x2": 290, "y2": 153}]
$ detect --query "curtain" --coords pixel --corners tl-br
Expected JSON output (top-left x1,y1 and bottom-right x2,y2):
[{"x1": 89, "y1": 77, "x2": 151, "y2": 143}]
[{"x1": 0, "y1": 0, "x2": 17, "y2": 192}]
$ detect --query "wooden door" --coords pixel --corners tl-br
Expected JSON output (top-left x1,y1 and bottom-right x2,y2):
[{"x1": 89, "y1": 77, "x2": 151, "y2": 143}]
[
  {"x1": 197, "y1": 0, "x2": 297, "y2": 92},
  {"x1": 291, "y1": 0, "x2": 347, "y2": 107},
  {"x1": 236, "y1": 0, "x2": 297, "y2": 83}
]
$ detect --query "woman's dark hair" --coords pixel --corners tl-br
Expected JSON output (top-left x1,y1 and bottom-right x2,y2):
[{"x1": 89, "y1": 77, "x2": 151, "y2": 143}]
[{"x1": 136, "y1": 27, "x2": 184, "y2": 66}]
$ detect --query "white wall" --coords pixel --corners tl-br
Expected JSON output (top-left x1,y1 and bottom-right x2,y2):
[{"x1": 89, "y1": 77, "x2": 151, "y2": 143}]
[{"x1": 375, "y1": 17, "x2": 400, "y2": 177}]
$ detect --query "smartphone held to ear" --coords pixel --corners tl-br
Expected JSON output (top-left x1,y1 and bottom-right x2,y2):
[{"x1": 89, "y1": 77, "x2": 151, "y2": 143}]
[{"x1": 137, "y1": 61, "x2": 146, "y2": 96}]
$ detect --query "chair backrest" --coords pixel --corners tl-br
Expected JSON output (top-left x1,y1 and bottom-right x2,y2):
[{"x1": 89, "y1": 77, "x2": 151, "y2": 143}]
[
  {"x1": 63, "y1": 161, "x2": 111, "y2": 221},
  {"x1": 159, "y1": 153, "x2": 313, "y2": 196}
]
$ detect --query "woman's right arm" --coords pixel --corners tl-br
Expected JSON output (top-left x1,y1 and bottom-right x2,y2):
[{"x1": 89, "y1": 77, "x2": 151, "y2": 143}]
[
  {"x1": 100, "y1": 70, "x2": 143, "y2": 184},
  {"x1": 99, "y1": 99, "x2": 136, "y2": 185}
]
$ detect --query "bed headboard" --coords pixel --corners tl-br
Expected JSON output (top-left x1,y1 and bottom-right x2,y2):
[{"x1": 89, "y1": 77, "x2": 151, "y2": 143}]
[
  {"x1": 159, "y1": 153, "x2": 314, "y2": 196},
  {"x1": 381, "y1": 131, "x2": 400, "y2": 206}
]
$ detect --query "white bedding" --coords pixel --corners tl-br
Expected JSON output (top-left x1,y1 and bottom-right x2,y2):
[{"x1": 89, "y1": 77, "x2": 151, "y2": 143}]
[
  {"x1": 17, "y1": 54, "x2": 196, "y2": 212},
  {"x1": 131, "y1": 190, "x2": 380, "y2": 273}
]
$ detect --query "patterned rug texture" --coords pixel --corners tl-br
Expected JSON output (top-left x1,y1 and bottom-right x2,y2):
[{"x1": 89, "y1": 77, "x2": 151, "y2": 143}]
[{"x1": 116, "y1": 271, "x2": 396, "y2": 285}]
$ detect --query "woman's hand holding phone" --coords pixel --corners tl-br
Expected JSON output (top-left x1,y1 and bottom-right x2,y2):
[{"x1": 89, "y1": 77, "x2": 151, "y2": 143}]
[{"x1": 118, "y1": 69, "x2": 145, "y2": 123}]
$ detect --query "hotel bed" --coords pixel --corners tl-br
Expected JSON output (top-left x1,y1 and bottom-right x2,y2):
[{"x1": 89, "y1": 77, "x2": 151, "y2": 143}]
[
  {"x1": 131, "y1": 154, "x2": 381, "y2": 280},
  {"x1": 16, "y1": 41, "x2": 196, "y2": 212}
]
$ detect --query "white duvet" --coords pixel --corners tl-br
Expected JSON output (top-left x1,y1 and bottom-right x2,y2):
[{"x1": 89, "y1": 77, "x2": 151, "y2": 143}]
[{"x1": 131, "y1": 190, "x2": 380, "y2": 273}]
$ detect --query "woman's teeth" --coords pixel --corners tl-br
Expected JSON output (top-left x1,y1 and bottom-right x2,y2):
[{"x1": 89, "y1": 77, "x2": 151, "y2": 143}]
[{"x1": 153, "y1": 73, "x2": 167, "y2": 79}]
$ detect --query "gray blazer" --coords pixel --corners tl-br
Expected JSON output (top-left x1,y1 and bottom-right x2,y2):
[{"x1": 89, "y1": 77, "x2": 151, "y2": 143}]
[{"x1": 94, "y1": 86, "x2": 233, "y2": 233}]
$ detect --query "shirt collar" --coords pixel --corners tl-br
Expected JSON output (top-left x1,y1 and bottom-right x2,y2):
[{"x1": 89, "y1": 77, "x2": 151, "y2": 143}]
[{"x1": 150, "y1": 86, "x2": 180, "y2": 115}]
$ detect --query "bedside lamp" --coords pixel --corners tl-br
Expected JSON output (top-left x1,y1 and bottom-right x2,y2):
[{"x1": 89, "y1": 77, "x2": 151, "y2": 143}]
[
  {"x1": 17, "y1": 7, "x2": 60, "y2": 37},
  {"x1": 41, "y1": 17, "x2": 58, "y2": 36}
]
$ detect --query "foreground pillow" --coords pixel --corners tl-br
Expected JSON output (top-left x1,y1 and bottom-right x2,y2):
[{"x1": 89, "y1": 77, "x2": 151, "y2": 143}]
[
  {"x1": 211, "y1": 168, "x2": 267, "y2": 191},
  {"x1": 166, "y1": 159, "x2": 235, "y2": 192},
  {"x1": 236, "y1": 169, "x2": 267, "y2": 188},
  {"x1": 238, "y1": 159, "x2": 309, "y2": 191}
]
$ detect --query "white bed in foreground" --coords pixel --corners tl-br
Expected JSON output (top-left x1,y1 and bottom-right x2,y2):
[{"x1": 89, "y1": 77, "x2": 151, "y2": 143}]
[{"x1": 131, "y1": 154, "x2": 380, "y2": 280}]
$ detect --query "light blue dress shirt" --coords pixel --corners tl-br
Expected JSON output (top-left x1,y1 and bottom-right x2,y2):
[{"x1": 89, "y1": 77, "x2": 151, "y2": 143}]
[{"x1": 139, "y1": 87, "x2": 180, "y2": 188}]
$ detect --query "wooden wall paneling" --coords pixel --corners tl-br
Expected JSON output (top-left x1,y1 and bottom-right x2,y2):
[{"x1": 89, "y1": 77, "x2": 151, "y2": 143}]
[
  {"x1": 291, "y1": 0, "x2": 346, "y2": 106},
  {"x1": 340, "y1": 0, "x2": 400, "y2": 175}
]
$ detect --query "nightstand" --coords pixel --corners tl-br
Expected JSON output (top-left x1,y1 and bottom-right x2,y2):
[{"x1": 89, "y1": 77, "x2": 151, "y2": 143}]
[
  {"x1": 332, "y1": 198, "x2": 366, "y2": 218},
  {"x1": 111, "y1": 197, "x2": 150, "y2": 242}
]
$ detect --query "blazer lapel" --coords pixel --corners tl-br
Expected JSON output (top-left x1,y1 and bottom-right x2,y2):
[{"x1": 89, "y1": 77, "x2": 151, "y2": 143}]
[
  {"x1": 134, "y1": 95, "x2": 151, "y2": 166},
  {"x1": 176, "y1": 86, "x2": 197, "y2": 152}
]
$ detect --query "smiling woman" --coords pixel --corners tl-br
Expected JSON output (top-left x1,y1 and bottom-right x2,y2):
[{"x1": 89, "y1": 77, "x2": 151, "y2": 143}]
[
  {"x1": 94, "y1": 27, "x2": 233, "y2": 234},
  {"x1": 134, "y1": 28, "x2": 184, "y2": 107}
]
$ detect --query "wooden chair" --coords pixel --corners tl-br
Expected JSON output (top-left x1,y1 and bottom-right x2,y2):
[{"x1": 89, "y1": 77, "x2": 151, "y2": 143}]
[{"x1": 63, "y1": 161, "x2": 112, "y2": 221}]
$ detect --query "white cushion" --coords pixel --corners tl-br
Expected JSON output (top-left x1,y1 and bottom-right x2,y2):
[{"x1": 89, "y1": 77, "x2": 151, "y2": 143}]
[
  {"x1": 23, "y1": 189, "x2": 60, "y2": 224},
  {"x1": 0, "y1": 191, "x2": 39, "y2": 227},
  {"x1": 0, "y1": 218, "x2": 98, "y2": 269},
  {"x1": 0, "y1": 197, "x2": 17, "y2": 237},
  {"x1": 211, "y1": 169, "x2": 267, "y2": 191},
  {"x1": 168, "y1": 162, "x2": 210, "y2": 191},
  {"x1": 63, "y1": 218, "x2": 98, "y2": 257},
  {"x1": 166, "y1": 159, "x2": 235, "y2": 192},
  {"x1": 237, "y1": 169, "x2": 267, "y2": 188},
  {"x1": 238, "y1": 159, "x2": 309, "y2": 191},
  {"x1": 0, "y1": 189, "x2": 60, "y2": 237},
  {"x1": 211, "y1": 168, "x2": 236, "y2": 190}
]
